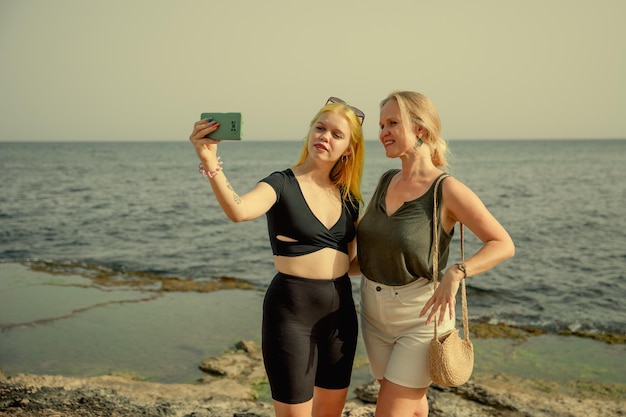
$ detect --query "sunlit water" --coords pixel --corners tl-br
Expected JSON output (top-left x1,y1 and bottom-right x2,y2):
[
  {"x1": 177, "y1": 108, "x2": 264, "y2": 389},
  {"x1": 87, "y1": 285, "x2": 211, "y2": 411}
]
[{"x1": 1, "y1": 139, "x2": 625, "y2": 384}]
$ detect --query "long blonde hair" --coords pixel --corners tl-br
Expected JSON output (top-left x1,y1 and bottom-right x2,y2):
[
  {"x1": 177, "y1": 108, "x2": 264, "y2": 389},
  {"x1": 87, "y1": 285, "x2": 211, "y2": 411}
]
[
  {"x1": 381, "y1": 91, "x2": 449, "y2": 169},
  {"x1": 295, "y1": 102, "x2": 364, "y2": 207}
]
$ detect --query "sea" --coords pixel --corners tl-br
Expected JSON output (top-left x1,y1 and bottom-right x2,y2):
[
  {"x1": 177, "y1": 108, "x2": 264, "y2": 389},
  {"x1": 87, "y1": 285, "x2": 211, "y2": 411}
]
[{"x1": 1, "y1": 139, "x2": 625, "y2": 384}]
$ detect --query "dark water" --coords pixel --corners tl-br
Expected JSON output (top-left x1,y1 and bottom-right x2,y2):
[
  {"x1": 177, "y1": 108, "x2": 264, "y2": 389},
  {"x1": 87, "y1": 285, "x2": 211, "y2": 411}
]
[{"x1": 1, "y1": 139, "x2": 625, "y2": 337}]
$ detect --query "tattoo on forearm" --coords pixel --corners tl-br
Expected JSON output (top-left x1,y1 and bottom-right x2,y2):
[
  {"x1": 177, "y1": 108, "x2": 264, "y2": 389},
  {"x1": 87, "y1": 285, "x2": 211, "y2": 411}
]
[{"x1": 226, "y1": 182, "x2": 242, "y2": 204}]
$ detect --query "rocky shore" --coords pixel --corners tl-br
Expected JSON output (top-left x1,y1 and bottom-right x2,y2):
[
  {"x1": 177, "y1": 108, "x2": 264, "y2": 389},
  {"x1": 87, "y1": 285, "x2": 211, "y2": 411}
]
[{"x1": 1, "y1": 340, "x2": 624, "y2": 417}]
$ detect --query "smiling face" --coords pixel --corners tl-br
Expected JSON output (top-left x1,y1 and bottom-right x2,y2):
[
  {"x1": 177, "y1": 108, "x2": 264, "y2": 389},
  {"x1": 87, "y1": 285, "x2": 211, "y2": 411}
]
[
  {"x1": 308, "y1": 111, "x2": 352, "y2": 162},
  {"x1": 379, "y1": 98, "x2": 424, "y2": 159}
]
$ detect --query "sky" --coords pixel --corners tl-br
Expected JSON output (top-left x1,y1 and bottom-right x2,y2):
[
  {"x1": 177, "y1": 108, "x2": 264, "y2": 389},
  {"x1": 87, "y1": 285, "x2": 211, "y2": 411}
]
[{"x1": 1, "y1": 0, "x2": 625, "y2": 142}]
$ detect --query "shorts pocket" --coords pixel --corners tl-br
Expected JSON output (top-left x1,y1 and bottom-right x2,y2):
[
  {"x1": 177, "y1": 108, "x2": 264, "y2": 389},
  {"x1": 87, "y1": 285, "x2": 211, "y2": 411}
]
[{"x1": 394, "y1": 278, "x2": 433, "y2": 307}]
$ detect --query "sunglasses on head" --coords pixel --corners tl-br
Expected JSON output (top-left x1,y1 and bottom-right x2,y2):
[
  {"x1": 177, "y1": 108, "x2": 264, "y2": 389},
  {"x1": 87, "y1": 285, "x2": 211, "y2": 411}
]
[{"x1": 326, "y1": 96, "x2": 365, "y2": 125}]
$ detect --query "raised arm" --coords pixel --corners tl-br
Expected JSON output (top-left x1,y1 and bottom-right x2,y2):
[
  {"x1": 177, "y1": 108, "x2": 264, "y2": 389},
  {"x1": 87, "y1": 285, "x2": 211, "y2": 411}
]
[{"x1": 189, "y1": 120, "x2": 276, "y2": 222}]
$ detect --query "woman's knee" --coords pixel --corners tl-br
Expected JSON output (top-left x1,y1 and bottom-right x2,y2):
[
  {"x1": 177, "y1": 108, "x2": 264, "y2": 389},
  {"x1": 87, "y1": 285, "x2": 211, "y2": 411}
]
[
  {"x1": 312, "y1": 387, "x2": 349, "y2": 417},
  {"x1": 374, "y1": 379, "x2": 429, "y2": 417}
]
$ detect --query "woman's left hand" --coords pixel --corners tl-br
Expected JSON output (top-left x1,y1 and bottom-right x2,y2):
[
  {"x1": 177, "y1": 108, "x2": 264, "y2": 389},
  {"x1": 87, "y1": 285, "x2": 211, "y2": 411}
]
[
  {"x1": 419, "y1": 268, "x2": 462, "y2": 325},
  {"x1": 189, "y1": 119, "x2": 221, "y2": 163}
]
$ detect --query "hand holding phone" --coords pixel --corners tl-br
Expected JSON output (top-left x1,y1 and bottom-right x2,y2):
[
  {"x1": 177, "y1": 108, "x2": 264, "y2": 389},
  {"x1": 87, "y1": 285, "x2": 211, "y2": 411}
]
[{"x1": 200, "y1": 112, "x2": 243, "y2": 140}]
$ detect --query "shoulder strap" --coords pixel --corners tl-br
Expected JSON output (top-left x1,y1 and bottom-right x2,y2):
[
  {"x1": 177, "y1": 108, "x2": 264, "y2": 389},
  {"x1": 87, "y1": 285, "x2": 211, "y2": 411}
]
[
  {"x1": 431, "y1": 174, "x2": 470, "y2": 341},
  {"x1": 431, "y1": 174, "x2": 449, "y2": 282}
]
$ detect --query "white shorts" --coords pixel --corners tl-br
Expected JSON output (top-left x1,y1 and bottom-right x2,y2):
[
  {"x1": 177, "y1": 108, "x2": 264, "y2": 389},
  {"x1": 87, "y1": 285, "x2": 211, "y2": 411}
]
[{"x1": 360, "y1": 275, "x2": 456, "y2": 388}]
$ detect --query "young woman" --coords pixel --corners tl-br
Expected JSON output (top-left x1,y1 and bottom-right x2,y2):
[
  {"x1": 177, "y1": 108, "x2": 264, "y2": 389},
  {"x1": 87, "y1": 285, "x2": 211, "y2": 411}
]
[
  {"x1": 189, "y1": 97, "x2": 365, "y2": 417},
  {"x1": 355, "y1": 91, "x2": 515, "y2": 417}
]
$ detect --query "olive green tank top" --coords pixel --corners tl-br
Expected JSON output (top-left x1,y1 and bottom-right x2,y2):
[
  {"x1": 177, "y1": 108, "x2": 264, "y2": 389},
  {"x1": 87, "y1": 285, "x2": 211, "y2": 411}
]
[{"x1": 356, "y1": 170, "x2": 453, "y2": 285}]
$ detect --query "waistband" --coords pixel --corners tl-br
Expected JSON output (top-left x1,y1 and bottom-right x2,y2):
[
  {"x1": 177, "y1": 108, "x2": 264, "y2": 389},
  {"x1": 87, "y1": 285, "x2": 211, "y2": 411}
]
[
  {"x1": 275, "y1": 271, "x2": 350, "y2": 283},
  {"x1": 361, "y1": 275, "x2": 430, "y2": 290}
]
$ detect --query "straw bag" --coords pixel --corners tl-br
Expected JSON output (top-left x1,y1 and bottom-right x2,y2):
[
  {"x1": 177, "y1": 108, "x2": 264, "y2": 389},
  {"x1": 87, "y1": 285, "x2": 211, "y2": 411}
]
[{"x1": 428, "y1": 175, "x2": 474, "y2": 387}]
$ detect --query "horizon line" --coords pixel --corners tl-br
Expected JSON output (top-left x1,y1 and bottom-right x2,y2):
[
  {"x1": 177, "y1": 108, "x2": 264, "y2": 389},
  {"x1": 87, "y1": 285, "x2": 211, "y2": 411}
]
[{"x1": 1, "y1": 137, "x2": 625, "y2": 143}]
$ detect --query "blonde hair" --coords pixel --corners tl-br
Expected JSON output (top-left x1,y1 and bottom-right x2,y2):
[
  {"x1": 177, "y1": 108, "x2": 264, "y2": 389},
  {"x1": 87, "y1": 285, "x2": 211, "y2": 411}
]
[
  {"x1": 381, "y1": 91, "x2": 449, "y2": 169},
  {"x1": 295, "y1": 102, "x2": 365, "y2": 206}
]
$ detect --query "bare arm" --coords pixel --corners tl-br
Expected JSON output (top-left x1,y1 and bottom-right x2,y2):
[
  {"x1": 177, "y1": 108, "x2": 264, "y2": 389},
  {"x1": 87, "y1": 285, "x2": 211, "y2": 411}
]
[
  {"x1": 348, "y1": 217, "x2": 362, "y2": 276},
  {"x1": 421, "y1": 176, "x2": 515, "y2": 324},
  {"x1": 347, "y1": 231, "x2": 361, "y2": 276},
  {"x1": 442, "y1": 177, "x2": 515, "y2": 277},
  {"x1": 189, "y1": 120, "x2": 276, "y2": 222}
]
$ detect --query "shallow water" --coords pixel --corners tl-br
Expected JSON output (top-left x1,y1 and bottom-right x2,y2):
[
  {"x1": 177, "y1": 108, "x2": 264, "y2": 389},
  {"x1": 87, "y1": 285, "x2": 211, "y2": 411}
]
[
  {"x1": 1, "y1": 263, "x2": 624, "y2": 386},
  {"x1": 0, "y1": 264, "x2": 264, "y2": 382}
]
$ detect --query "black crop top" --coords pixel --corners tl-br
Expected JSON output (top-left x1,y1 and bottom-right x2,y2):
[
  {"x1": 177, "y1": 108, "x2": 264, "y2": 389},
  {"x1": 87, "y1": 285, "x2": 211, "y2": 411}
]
[{"x1": 260, "y1": 169, "x2": 359, "y2": 256}]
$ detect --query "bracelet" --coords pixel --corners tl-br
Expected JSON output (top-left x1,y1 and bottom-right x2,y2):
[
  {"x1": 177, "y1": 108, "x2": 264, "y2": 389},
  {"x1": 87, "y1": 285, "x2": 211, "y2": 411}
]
[
  {"x1": 198, "y1": 157, "x2": 222, "y2": 179},
  {"x1": 454, "y1": 262, "x2": 467, "y2": 279}
]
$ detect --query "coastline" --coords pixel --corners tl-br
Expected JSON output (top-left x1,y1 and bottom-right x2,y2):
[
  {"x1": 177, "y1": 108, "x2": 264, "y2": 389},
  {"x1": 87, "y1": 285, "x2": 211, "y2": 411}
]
[
  {"x1": 1, "y1": 342, "x2": 624, "y2": 417},
  {"x1": 1, "y1": 262, "x2": 625, "y2": 415}
]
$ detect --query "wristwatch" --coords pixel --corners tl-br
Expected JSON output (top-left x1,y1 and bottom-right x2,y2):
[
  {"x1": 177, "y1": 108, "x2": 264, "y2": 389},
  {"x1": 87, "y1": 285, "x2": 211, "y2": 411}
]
[{"x1": 454, "y1": 263, "x2": 467, "y2": 279}]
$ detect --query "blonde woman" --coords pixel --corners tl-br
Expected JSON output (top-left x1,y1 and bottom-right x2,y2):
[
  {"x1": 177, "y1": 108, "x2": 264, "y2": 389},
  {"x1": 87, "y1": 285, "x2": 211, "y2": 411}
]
[
  {"x1": 355, "y1": 91, "x2": 514, "y2": 417},
  {"x1": 189, "y1": 97, "x2": 365, "y2": 417}
]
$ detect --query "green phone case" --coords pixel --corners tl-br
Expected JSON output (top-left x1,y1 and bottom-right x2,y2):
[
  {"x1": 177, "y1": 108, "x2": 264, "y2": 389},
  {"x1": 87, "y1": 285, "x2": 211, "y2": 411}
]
[{"x1": 200, "y1": 112, "x2": 243, "y2": 140}]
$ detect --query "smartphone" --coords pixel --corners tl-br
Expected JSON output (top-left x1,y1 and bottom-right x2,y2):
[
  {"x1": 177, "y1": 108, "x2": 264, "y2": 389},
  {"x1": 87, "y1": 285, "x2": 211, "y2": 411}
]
[{"x1": 200, "y1": 112, "x2": 243, "y2": 140}]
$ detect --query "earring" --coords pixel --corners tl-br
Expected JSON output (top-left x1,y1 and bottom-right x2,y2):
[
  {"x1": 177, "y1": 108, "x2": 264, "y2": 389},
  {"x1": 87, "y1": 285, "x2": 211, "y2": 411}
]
[{"x1": 414, "y1": 137, "x2": 423, "y2": 150}]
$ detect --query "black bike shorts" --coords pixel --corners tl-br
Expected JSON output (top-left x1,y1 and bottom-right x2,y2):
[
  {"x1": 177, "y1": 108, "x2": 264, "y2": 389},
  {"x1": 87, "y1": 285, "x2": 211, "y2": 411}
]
[{"x1": 262, "y1": 272, "x2": 358, "y2": 404}]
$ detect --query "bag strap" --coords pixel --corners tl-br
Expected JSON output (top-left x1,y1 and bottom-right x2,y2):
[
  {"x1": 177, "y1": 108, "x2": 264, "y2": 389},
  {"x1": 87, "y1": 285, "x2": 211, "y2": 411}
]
[{"x1": 432, "y1": 174, "x2": 470, "y2": 341}]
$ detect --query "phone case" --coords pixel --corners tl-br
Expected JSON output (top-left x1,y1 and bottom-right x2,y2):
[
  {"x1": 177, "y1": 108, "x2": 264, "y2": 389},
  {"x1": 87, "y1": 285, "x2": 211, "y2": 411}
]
[{"x1": 200, "y1": 112, "x2": 243, "y2": 140}]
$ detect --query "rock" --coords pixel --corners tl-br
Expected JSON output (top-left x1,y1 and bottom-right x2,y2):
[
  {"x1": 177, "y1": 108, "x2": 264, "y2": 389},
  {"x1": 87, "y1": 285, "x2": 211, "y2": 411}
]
[
  {"x1": 235, "y1": 340, "x2": 262, "y2": 359},
  {"x1": 1, "y1": 341, "x2": 623, "y2": 417},
  {"x1": 342, "y1": 403, "x2": 375, "y2": 417},
  {"x1": 354, "y1": 379, "x2": 379, "y2": 403},
  {"x1": 198, "y1": 339, "x2": 268, "y2": 402},
  {"x1": 199, "y1": 352, "x2": 258, "y2": 378},
  {"x1": 199, "y1": 340, "x2": 265, "y2": 381},
  {"x1": 202, "y1": 378, "x2": 255, "y2": 400}
]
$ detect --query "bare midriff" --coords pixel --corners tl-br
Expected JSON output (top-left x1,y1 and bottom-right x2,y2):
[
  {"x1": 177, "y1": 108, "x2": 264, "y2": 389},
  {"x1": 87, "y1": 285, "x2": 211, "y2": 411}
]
[{"x1": 274, "y1": 248, "x2": 350, "y2": 279}]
